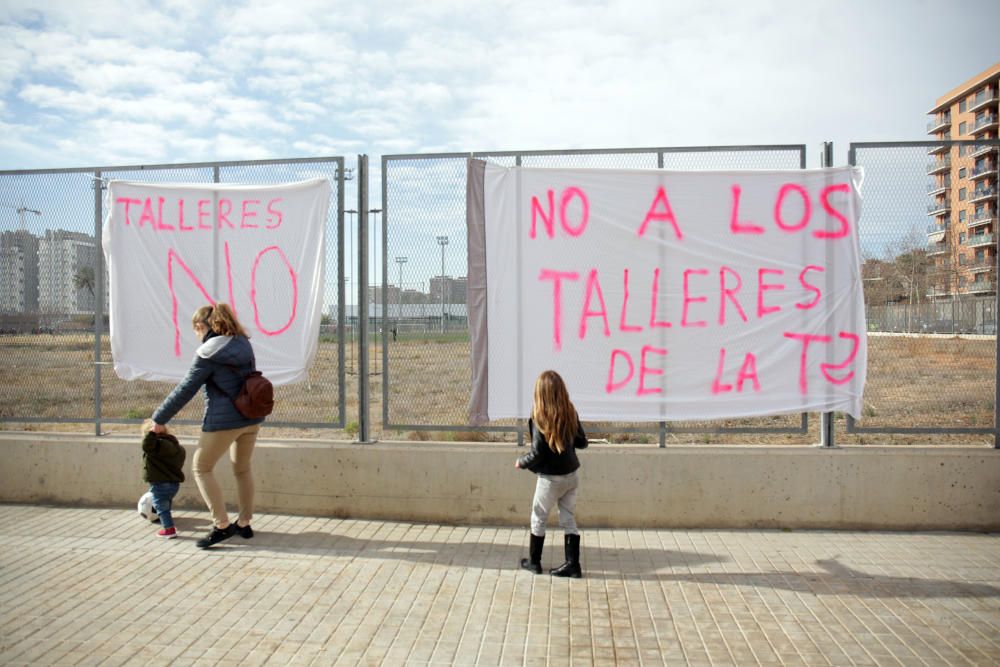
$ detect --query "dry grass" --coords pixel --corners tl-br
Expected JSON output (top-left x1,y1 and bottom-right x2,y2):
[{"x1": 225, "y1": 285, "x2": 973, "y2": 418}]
[{"x1": 0, "y1": 332, "x2": 994, "y2": 445}]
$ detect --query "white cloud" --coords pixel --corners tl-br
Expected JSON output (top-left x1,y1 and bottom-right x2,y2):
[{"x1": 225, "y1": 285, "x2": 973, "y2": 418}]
[
  {"x1": 211, "y1": 132, "x2": 276, "y2": 161},
  {"x1": 291, "y1": 133, "x2": 365, "y2": 155},
  {"x1": 1, "y1": 0, "x2": 1000, "y2": 172}
]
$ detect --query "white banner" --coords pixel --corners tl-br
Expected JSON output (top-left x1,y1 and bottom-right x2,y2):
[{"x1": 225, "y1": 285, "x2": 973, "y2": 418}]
[
  {"x1": 103, "y1": 178, "x2": 331, "y2": 385},
  {"x1": 483, "y1": 165, "x2": 867, "y2": 421}
]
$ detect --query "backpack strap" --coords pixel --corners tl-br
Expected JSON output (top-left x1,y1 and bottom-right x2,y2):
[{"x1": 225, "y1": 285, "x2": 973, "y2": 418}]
[{"x1": 207, "y1": 355, "x2": 254, "y2": 403}]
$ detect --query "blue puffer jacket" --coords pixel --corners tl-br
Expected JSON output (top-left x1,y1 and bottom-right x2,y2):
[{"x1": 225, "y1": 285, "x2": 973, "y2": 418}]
[{"x1": 153, "y1": 333, "x2": 266, "y2": 432}]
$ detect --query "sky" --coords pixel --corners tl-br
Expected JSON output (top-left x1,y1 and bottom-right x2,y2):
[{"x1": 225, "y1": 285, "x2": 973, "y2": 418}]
[
  {"x1": 1, "y1": 0, "x2": 999, "y2": 301},
  {"x1": 2, "y1": 0, "x2": 998, "y2": 173}
]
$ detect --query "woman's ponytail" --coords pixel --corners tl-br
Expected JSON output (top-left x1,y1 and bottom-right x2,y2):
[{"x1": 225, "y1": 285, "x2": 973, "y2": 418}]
[{"x1": 208, "y1": 303, "x2": 249, "y2": 338}]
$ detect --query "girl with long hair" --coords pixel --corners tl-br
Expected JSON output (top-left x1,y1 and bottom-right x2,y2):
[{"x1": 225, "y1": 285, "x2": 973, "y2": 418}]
[{"x1": 514, "y1": 370, "x2": 589, "y2": 577}]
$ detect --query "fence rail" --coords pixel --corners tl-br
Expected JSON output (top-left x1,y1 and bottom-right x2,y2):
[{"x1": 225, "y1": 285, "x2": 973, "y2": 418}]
[
  {"x1": 1, "y1": 142, "x2": 997, "y2": 446},
  {"x1": 0, "y1": 157, "x2": 347, "y2": 434}
]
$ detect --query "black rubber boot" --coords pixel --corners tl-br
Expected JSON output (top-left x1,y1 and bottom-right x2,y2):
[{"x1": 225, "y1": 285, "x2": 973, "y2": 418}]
[
  {"x1": 519, "y1": 533, "x2": 544, "y2": 574},
  {"x1": 550, "y1": 533, "x2": 582, "y2": 578}
]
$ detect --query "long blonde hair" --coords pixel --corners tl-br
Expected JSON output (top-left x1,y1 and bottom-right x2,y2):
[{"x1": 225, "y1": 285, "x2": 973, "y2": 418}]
[
  {"x1": 191, "y1": 303, "x2": 249, "y2": 338},
  {"x1": 531, "y1": 370, "x2": 579, "y2": 454}
]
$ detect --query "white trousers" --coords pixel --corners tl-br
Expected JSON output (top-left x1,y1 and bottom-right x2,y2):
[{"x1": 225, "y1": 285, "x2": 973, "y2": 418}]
[{"x1": 530, "y1": 471, "x2": 580, "y2": 537}]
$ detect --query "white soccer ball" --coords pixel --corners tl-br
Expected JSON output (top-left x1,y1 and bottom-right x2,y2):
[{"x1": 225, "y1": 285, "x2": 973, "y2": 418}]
[{"x1": 137, "y1": 491, "x2": 158, "y2": 522}]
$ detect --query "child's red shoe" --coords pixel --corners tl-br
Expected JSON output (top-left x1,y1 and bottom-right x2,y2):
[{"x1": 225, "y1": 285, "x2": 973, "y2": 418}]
[{"x1": 157, "y1": 527, "x2": 177, "y2": 539}]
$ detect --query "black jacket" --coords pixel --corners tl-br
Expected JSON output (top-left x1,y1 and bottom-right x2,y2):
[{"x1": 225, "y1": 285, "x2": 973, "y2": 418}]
[
  {"x1": 142, "y1": 431, "x2": 186, "y2": 484},
  {"x1": 153, "y1": 332, "x2": 265, "y2": 432},
  {"x1": 517, "y1": 417, "x2": 588, "y2": 475}
]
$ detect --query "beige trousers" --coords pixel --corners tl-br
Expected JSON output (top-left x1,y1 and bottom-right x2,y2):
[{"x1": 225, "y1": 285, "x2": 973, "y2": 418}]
[{"x1": 193, "y1": 424, "x2": 260, "y2": 529}]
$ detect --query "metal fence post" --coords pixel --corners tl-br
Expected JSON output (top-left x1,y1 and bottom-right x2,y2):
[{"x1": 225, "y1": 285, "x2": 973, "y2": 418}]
[
  {"x1": 357, "y1": 155, "x2": 371, "y2": 443},
  {"x1": 93, "y1": 171, "x2": 104, "y2": 436},
  {"x1": 995, "y1": 178, "x2": 999, "y2": 448},
  {"x1": 337, "y1": 159, "x2": 346, "y2": 427},
  {"x1": 820, "y1": 141, "x2": 835, "y2": 448}
]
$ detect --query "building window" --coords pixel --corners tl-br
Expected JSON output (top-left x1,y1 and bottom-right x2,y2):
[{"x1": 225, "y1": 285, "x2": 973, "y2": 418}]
[
  {"x1": 959, "y1": 167, "x2": 967, "y2": 178},
  {"x1": 960, "y1": 100, "x2": 967, "y2": 112},
  {"x1": 959, "y1": 253, "x2": 967, "y2": 265},
  {"x1": 960, "y1": 210, "x2": 967, "y2": 222},
  {"x1": 959, "y1": 145, "x2": 966, "y2": 157},
  {"x1": 959, "y1": 121, "x2": 968, "y2": 135},
  {"x1": 959, "y1": 187, "x2": 967, "y2": 201},
  {"x1": 960, "y1": 232, "x2": 966, "y2": 243}
]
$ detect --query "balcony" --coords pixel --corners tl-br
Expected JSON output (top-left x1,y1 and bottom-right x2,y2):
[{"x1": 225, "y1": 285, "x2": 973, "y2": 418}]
[
  {"x1": 969, "y1": 211, "x2": 996, "y2": 229},
  {"x1": 926, "y1": 219, "x2": 950, "y2": 233},
  {"x1": 927, "y1": 156, "x2": 951, "y2": 173},
  {"x1": 927, "y1": 241, "x2": 948, "y2": 256},
  {"x1": 926, "y1": 224, "x2": 947, "y2": 244},
  {"x1": 926, "y1": 285, "x2": 950, "y2": 297},
  {"x1": 927, "y1": 200, "x2": 951, "y2": 216},
  {"x1": 965, "y1": 232, "x2": 994, "y2": 248},
  {"x1": 927, "y1": 142, "x2": 950, "y2": 155},
  {"x1": 971, "y1": 113, "x2": 999, "y2": 135},
  {"x1": 970, "y1": 144, "x2": 998, "y2": 158},
  {"x1": 965, "y1": 278, "x2": 996, "y2": 294},
  {"x1": 967, "y1": 260, "x2": 995, "y2": 273},
  {"x1": 970, "y1": 162, "x2": 998, "y2": 180},
  {"x1": 969, "y1": 88, "x2": 998, "y2": 113},
  {"x1": 927, "y1": 180, "x2": 950, "y2": 195},
  {"x1": 926, "y1": 113, "x2": 951, "y2": 133},
  {"x1": 970, "y1": 186, "x2": 997, "y2": 203}
]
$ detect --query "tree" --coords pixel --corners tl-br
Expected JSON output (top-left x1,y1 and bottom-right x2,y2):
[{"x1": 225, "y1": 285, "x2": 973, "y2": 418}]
[
  {"x1": 887, "y1": 227, "x2": 932, "y2": 306},
  {"x1": 73, "y1": 266, "x2": 95, "y2": 297}
]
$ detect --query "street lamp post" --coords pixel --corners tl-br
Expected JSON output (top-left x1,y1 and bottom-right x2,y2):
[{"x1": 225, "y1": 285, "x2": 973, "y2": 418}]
[
  {"x1": 436, "y1": 235, "x2": 448, "y2": 334},
  {"x1": 395, "y1": 256, "x2": 407, "y2": 331}
]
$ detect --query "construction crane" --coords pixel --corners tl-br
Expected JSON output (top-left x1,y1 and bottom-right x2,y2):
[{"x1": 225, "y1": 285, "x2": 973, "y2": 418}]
[{"x1": 1, "y1": 201, "x2": 42, "y2": 230}]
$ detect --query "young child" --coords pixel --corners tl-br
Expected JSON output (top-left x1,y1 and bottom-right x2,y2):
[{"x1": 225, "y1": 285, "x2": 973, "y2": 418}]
[
  {"x1": 514, "y1": 370, "x2": 589, "y2": 577},
  {"x1": 141, "y1": 419, "x2": 186, "y2": 539}
]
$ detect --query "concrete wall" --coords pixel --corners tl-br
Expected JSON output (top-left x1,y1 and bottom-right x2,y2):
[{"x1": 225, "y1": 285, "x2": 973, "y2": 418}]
[{"x1": 1, "y1": 432, "x2": 998, "y2": 530}]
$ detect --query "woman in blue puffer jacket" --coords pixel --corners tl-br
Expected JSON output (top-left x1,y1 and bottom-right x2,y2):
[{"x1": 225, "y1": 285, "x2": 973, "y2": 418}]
[{"x1": 151, "y1": 303, "x2": 264, "y2": 549}]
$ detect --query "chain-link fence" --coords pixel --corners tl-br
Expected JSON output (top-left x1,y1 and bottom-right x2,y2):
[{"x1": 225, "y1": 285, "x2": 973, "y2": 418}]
[
  {"x1": 0, "y1": 157, "x2": 346, "y2": 434},
  {"x1": 848, "y1": 141, "x2": 998, "y2": 438},
  {"x1": 2, "y1": 144, "x2": 997, "y2": 445},
  {"x1": 380, "y1": 146, "x2": 812, "y2": 444}
]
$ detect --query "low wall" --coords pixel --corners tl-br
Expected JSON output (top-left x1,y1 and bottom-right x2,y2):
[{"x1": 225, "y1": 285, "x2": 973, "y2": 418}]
[{"x1": 1, "y1": 432, "x2": 998, "y2": 530}]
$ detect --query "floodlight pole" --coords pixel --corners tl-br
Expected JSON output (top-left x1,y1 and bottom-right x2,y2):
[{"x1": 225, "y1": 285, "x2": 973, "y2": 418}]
[
  {"x1": 395, "y1": 256, "x2": 407, "y2": 324},
  {"x1": 437, "y1": 235, "x2": 448, "y2": 334},
  {"x1": 369, "y1": 208, "x2": 382, "y2": 375},
  {"x1": 345, "y1": 209, "x2": 357, "y2": 371}
]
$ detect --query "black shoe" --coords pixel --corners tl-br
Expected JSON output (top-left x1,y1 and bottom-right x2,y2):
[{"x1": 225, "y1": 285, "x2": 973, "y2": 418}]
[
  {"x1": 549, "y1": 560, "x2": 582, "y2": 578},
  {"x1": 233, "y1": 522, "x2": 254, "y2": 539},
  {"x1": 550, "y1": 534, "x2": 582, "y2": 578},
  {"x1": 519, "y1": 533, "x2": 544, "y2": 574},
  {"x1": 195, "y1": 523, "x2": 237, "y2": 549},
  {"x1": 520, "y1": 558, "x2": 542, "y2": 574}
]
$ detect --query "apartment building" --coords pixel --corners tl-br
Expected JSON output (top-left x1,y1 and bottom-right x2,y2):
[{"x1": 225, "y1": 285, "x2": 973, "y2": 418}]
[
  {"x1": 926, "y1": 61, "x2": 999, "y2": 298},
  {"x1": 0, "y1": 230, "x2": 39, "y2": 313},
  {"x1": 37, "y1": 229, "x2": 100, "y2": 315}
]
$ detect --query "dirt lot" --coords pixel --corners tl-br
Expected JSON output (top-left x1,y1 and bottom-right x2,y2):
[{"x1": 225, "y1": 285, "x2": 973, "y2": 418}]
[{"x1": 0, "y1": 332, "x2": 994, "y2": 445}]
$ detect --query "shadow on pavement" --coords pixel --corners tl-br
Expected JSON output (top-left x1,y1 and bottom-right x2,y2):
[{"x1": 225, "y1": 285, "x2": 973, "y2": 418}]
[
  {"x1": 196, "y1": 530, "x2": 1000, "y2": 597},
  {"x1": 207, "y1": 529, "x2": 728, "y2": 576},
  {"x1": 657, "y1": 557, "x2": 1000, "y2": 599}
]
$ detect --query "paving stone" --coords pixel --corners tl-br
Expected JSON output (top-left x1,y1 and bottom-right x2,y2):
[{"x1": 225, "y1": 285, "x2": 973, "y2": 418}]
[{"x1": 0, "y1": 505, "x2": 997, "y2": 666}]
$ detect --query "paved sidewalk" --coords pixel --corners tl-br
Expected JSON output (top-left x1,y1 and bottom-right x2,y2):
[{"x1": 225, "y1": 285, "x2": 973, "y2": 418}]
[{"x1": 0, "y1": 505, "x2": 998, "y2": 666}]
